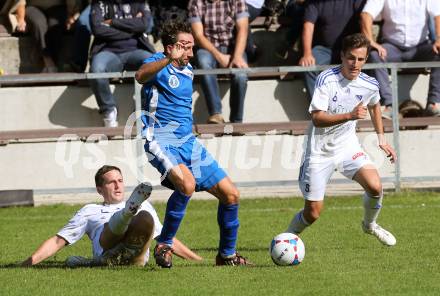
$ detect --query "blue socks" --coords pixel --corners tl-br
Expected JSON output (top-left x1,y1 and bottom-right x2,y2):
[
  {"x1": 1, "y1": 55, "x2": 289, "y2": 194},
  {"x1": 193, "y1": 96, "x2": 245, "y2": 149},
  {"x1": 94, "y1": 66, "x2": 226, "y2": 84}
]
[
  {"x1": 157, "y1": 191, "x2": 191, "y2": 246},
  {"x1": 158, "y1": 192, "x2": 239, "y2": 256},
  {"x1": 218, "y1": 203, "x2": 239, "y2": 257}
]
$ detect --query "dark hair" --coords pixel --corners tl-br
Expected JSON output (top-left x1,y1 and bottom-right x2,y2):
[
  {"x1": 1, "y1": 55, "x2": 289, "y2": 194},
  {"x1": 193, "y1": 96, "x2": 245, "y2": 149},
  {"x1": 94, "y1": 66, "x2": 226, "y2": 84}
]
[
  {"x1": 160, "y1": 20, "x2": 192, "y2": 47},
  {"x1": 95, "y1": 165, "x2": 121, "y2": 187},
  {"x1": 341, "y1": 33, "x2": 371, "y2": 55}
]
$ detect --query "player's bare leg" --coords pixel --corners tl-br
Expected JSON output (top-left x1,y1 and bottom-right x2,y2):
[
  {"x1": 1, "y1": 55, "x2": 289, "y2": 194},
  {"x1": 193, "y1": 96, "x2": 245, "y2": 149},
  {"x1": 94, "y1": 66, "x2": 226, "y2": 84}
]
[
  {"x1": 65, "y1": 183, "x2": 152, "y2": 267},
  {"x1": 123, "y1": 211, "x2": 155, "y2": 266},
  {"x1": 100, "y1": 182, "x2": 152, "y2": 250},
  {"x1": 286, "y1": 200, "x2": 323, "y2": 234},
  {"x1": 208, "y1": 177, "x2": 252, "y2": 266},
  {"x1": 353, "y1": 165, "x2": 396, "y2": 246},
  {"x1": 95, "y1": 210, "x2": 155, "y2": 266},
  {"x1": 167, "y1": 164, "x2": 196, "y2": 196}
]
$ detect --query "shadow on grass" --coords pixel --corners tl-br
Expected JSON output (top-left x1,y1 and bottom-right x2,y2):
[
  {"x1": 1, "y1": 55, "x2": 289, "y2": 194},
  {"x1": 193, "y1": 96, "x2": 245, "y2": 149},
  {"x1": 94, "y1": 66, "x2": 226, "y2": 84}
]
[
  {"x1": 0, "y1": 260, "x2": 65, "y2": 269},
  {"x1": 192, "y1": 246, "x2": 267, "y2": 252},
  {"x1": 1, "y1": 260, "x2": 278, "y2": 270}
]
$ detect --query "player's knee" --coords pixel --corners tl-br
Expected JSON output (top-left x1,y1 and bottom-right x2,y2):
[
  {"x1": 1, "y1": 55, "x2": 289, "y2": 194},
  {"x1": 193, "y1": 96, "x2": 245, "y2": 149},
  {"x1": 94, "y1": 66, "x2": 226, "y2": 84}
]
[
  {"x1": 132, "y1": 210, "x2": 155, "y2": 235},
  {"x1": 303, "y1": 207, "x2": 320, "y2": 224},
  {"x1": 178, "y1": 178, "x2": 196, "y2": 196},
  {"x1": 367, "y1": 180, "x2": 383, "y2": 197},
  {"x1": 224, "y1": 187, "x2": 240, "y2": 204}
]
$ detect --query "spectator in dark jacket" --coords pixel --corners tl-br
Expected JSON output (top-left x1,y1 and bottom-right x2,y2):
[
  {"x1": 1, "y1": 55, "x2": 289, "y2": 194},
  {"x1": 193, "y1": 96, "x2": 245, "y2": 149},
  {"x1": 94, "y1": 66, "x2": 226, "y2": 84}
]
[
  {"x1": 90, "y1": 0, "x2": 155, "y2": 127},
  {"x1": 299, "y1": 0, "x2": 366, "y2": 99}
]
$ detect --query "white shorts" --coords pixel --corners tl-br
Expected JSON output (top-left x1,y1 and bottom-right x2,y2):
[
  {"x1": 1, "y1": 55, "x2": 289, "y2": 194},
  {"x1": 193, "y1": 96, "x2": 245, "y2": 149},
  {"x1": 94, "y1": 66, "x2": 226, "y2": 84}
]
[
  {"x1": 299, "y1": 147, "x2": 373, "y2": 201},
  {"x1": 92, "y1": 225, "x2": 105, "y2": 259}
]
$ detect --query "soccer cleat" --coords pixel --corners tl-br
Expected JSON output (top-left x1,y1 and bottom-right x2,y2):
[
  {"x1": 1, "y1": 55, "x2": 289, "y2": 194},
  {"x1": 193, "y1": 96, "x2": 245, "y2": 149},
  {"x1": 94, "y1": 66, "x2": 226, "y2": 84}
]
[
  {"x1": 215, "y1": 252, "x2": 253, "y2": 266},
  {"x1": 154, "y1": 243, "x2": 173, "y2": 268},
  {"x1": 362, "y1": 222, "x2": 397, "y2": 246},
  {"x1": 125, "y1": 182, "x2": 153, "y2": 216},
  {"x1": 65, "y1": 256, "x2": 102, "y2": 268}
]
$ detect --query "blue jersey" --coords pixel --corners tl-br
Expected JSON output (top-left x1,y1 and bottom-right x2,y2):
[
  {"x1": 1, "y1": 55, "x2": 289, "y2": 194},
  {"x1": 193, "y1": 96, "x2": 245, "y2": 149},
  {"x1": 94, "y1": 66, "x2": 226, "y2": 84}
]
[{"x1": 141, "y1": 52, "x2": 194, "y2": 138}]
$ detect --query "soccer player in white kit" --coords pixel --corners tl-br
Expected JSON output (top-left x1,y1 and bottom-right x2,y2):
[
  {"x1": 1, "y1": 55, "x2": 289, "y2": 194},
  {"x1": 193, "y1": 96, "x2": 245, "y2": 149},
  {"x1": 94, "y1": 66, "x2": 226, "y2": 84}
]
[
  {"x1": 21, "y1": 165, "x2": 201, "y2": 267},
  {"x1": 287, "y1": 33, "x2": 397, "y2": 246}
]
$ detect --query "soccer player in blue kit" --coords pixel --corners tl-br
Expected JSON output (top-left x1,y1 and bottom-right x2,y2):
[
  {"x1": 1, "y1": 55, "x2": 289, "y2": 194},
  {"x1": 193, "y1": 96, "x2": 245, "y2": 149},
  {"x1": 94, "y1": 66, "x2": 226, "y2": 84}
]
[{"x1": 135, "y1": 21, "x2": 251, "y2": 267}]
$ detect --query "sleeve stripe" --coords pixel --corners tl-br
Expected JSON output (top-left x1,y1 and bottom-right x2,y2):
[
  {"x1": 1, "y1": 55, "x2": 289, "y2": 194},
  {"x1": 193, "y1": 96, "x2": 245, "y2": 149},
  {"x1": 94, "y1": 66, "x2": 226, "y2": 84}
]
[{"x1": 359, "y1": 73, "x2": 379, "y2": 87}]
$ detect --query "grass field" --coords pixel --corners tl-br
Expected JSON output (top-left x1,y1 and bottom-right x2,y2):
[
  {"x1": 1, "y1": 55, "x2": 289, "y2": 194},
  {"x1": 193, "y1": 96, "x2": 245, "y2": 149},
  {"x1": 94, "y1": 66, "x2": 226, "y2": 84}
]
[{"x1": 1, "y1": 191, "x2": 440, "y2": 295}]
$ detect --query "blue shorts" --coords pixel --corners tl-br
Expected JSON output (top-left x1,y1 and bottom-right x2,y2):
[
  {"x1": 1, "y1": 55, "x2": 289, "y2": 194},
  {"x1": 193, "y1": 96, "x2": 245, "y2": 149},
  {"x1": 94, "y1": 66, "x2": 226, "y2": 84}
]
[{"x1": 144, "y1": 134, "x2": 226, "y2": 192}]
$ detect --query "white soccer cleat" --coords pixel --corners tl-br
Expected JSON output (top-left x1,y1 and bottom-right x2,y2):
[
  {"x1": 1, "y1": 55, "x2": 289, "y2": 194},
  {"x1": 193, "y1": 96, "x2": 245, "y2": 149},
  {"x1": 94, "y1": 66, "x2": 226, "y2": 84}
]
[
  {"x1": 362, "y1": 222, "x2": 396, "y2": 246},
  {"x1": 125, "y1": 182, "x2": 153, "y2": 215},
  {"x1": 65, "y1": 256, "x2": 101, "y2": 268}
]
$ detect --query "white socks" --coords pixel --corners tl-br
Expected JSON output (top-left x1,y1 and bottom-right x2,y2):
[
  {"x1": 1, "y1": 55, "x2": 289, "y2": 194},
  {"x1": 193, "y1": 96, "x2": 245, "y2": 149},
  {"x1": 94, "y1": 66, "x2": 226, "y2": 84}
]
[
  {"x1": 108, "y1": 209, "x2": 133, "y2": 236},
  {"x1": 363, "y1": 191, "x2": 383, "y2": 227},
  {"x1": 286, "y1": 209, "x2": 310, "y2": 234}
]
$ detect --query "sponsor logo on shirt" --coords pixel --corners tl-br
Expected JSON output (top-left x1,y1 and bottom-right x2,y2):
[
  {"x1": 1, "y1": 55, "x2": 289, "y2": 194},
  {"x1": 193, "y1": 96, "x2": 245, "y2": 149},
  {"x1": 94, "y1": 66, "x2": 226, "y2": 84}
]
[
  {"x1": 168, "y1": 75, "x2": 180, "y2": 88},
  {"x1": 352, "y1": 152, "x2": 365, "y2": 160}
]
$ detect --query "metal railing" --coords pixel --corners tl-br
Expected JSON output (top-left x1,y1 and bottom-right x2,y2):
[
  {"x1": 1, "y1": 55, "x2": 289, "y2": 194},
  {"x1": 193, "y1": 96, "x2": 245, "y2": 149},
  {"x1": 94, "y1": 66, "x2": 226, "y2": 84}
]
[{"x1": 2, "y1": 61, "x2": 440, "y2": 191}]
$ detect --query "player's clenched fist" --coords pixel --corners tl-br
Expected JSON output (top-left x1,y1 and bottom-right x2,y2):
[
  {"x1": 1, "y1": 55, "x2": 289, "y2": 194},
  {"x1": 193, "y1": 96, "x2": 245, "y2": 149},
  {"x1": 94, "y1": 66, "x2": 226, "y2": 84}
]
[{"x1": 350, "y1": 101, "x2": 367, "y2": 120}]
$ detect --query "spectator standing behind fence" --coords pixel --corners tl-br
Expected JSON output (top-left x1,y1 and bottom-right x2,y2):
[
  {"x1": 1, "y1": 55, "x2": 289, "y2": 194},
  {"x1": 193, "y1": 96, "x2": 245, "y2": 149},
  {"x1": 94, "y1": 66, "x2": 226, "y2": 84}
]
[
  {"x1": 361, "y1": 0, "x2": 440, "y2": 118},
  {"x1": 188, "y1": 0, "x2": 249, "y2": 124},
  {"x1": 89, "y1": 0, "x2": 155, "y2": 127},
  {"x1": 298, "y1": 0, "x2": 366, "y2": 99},
  {"x1": 2, "y1": 0, "x2": 77, "y2": 72}
]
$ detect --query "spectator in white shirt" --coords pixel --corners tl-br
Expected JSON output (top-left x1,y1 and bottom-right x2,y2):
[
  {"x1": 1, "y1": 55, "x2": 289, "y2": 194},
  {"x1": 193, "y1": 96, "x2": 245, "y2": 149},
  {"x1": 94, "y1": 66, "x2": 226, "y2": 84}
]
[{"x1": 361, "y1": 0, "x2": 440, "y2": 118}]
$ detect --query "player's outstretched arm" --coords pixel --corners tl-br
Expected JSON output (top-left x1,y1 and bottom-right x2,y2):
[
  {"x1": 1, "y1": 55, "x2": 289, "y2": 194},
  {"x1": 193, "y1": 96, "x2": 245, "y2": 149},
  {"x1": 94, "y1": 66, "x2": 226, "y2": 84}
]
[
  {"x1": 135, "y1": 57, "x2": 172, "y2": 84},
  {"x1": 172, "y1": 237, "x2": 203, "y2": 261},
  {"x1": 368, "y1": 103, "x2": 397, "y2": 163},
  {"x1": 21, "y1": 235, "x2": 67, "y2": 267}
]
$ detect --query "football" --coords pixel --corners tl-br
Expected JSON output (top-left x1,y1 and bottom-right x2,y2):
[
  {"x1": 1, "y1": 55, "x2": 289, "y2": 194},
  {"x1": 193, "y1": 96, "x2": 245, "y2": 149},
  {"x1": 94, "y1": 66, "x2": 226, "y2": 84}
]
[{"x1": 270, "y1": 232, "x2": 305, "y2": 266}]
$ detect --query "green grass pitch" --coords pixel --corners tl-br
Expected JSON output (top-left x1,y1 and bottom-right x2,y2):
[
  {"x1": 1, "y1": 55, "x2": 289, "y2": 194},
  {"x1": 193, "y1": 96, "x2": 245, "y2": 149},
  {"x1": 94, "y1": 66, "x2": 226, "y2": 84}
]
[{"x1": 1, "y1": 191, "x2": 440, "y2": 295}]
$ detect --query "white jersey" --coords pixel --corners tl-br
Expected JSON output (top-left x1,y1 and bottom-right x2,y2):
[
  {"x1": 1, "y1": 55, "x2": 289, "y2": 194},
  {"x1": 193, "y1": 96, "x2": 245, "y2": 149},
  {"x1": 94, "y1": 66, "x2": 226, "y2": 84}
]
[
  {"x1": 57, "y1": 200, "x2": 162, "y2": 247},
  {"x1": 306, "y1": 66, "x2": 380, "y2": 158}
]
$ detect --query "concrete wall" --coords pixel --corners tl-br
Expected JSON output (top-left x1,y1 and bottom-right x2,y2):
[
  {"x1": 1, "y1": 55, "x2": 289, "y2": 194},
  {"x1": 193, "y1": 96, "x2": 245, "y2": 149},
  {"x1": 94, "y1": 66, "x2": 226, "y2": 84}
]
[
  {"x1": 0, "y1": 74, "x2": 431, "y2": 131},
  {"x1": 1, "y1": 130, "x2": 439, "y2": 192}
]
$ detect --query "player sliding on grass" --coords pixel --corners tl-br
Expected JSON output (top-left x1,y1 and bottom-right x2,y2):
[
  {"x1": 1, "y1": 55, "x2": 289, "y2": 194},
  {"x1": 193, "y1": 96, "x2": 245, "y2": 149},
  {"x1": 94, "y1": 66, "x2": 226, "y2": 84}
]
[
  {"x1": 22, "y1": 165, "x2": 201, "y2": 267},
  {"x1": 135, "y1": 21, "x2": 251, "y2": 267},
  {"x1": 287, "y1": 33, "x2": 397, "y2": 246}
]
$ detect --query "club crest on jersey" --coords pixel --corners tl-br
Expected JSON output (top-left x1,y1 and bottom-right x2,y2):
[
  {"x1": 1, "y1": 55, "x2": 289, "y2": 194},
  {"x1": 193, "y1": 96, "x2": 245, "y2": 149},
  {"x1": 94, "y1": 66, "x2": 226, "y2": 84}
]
[
  {"x1": 356, "y1": 95, "x2": 363, "y2": 101},
  {"x1": 168, "y1": 75, "x2": 180, "y2": 88}
]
